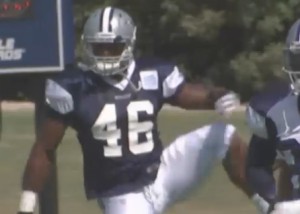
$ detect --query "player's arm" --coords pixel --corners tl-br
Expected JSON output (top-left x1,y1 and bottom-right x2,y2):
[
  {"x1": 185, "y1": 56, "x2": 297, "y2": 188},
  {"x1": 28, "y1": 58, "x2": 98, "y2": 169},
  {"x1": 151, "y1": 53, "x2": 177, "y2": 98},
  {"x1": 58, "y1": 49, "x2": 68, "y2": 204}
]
[
  {"x1": 162, "y1": 65, "x2": 239, "y2": 114},
  {"x1": 18, "y1": 79, "x2": 73, "y2": 214},
  {"x1": 174, "y1": 83, "x2": 237, "y2": 110},
  {"x1": 246, "y1": 134, "x2": 277, "y2": 213},
  {"x1": 18, "y1": 117, "x2": 67, "y2": 214},
  {"x1": 245, "y1": 106, "x2": 277, "y2": 213}
]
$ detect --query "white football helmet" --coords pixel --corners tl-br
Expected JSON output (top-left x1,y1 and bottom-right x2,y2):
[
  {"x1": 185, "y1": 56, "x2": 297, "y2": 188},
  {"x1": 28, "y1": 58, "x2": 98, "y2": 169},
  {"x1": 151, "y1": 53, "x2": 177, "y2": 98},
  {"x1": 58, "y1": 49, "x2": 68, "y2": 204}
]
[{"x1": 82, "y1": 7, "x2": 136, "y2": 76}]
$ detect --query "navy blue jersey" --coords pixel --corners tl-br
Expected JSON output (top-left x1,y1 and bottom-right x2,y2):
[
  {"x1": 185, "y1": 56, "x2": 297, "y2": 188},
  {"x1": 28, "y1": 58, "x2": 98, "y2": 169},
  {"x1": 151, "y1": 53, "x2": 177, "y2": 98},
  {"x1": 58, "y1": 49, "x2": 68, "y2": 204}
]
[
  {"x1": 246, "y1": 80, "x2": 300, "y2": 200},
  {"x1": 44, "y1": 58, "x2": 185, "y2": 199}
]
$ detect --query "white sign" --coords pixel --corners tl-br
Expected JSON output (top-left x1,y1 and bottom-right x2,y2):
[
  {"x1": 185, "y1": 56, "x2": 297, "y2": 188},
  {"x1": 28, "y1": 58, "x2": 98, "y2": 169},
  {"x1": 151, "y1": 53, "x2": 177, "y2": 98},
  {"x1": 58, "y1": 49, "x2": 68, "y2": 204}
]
[{"x1": 0, "y1": 38, "x2": 26, "y2": 61}]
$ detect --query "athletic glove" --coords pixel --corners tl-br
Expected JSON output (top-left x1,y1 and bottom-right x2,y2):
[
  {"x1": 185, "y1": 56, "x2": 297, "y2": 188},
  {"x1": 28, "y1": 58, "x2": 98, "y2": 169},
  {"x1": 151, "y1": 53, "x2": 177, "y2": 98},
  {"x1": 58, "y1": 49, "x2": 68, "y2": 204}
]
[{"x1": 215, "y1": 92, "x2": 240, "y2": 117}]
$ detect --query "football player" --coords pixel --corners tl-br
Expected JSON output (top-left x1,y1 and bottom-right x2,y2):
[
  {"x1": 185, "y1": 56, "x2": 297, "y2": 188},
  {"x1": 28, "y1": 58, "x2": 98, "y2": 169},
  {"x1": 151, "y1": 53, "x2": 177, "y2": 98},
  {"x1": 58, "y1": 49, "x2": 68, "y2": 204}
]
[
  {"x1": 246, "y1": 19, "x2": 300, "y2": 214},
  {"x1": 17, "y1": 7, "x2": 253, "y2": 214}
]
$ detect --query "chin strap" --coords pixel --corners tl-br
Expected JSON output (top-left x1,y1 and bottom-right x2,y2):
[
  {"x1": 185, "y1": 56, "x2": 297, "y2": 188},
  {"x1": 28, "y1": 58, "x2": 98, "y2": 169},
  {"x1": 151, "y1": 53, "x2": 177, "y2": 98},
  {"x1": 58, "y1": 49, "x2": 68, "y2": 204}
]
[
  {"x1": 78, "y1": 61, "x2": 141, "y2": 92},
  {"x1": 119, "y1": 71, "x2": 142, "y2": 93}
]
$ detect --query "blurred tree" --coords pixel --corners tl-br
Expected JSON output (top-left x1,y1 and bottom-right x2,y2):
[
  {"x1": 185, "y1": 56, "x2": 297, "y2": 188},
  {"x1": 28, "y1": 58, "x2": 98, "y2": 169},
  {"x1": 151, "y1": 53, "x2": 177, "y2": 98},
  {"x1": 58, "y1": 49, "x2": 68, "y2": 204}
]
[{"x1": 73, "y1": 0, "x2": 300, "y2": 100}]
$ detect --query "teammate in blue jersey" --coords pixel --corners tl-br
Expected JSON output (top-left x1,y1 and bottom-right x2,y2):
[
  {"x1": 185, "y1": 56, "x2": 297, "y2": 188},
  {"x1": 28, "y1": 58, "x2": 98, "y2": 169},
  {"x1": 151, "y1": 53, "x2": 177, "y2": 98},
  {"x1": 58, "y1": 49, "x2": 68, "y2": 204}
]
[
  {"x1": 17, "y1": 7, "x2": 254, "y2": 214},
  {"x1": 246, "y1": 19, "x2": 300, "y2": 214}
]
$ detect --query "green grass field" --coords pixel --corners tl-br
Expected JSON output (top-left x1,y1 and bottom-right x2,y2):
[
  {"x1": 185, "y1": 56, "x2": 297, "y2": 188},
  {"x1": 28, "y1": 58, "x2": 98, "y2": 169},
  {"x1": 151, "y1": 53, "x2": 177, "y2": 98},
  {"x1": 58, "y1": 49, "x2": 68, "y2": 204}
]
[{"x1": 0, "y1": 109, "x2": 258, "y2": 214}]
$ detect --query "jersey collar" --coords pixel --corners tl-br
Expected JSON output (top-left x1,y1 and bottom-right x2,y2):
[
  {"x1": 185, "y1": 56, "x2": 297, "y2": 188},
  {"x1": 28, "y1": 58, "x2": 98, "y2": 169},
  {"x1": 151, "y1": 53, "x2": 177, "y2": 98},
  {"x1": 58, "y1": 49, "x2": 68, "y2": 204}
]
[{"x1": 102, "y1": 60, "x2": 136, "y2": 90}]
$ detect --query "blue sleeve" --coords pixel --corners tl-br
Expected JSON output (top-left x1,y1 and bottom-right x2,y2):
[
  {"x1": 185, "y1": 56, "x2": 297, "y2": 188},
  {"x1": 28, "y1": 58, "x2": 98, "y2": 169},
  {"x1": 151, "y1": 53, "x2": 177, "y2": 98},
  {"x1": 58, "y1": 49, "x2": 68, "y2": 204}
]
[
  {"x1": 246, "y1": 134, "x2": 277, "y2": 203},
  {"x1": 44, "y1": 67, "x2": 82, "y2": 125}
]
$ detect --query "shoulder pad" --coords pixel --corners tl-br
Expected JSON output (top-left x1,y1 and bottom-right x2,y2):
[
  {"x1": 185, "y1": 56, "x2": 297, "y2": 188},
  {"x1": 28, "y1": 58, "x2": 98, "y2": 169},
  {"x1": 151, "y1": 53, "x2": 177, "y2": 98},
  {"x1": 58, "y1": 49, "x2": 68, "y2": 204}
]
[
  {"x1": 136, "y1": 57, "x2": 185, "y2": 98},
  {"x1": 246, "y1": 105, "x2": 268, "y2": 139},
  {"x1": 45, "y1": 79, "x2": 74, "y2": 114}
]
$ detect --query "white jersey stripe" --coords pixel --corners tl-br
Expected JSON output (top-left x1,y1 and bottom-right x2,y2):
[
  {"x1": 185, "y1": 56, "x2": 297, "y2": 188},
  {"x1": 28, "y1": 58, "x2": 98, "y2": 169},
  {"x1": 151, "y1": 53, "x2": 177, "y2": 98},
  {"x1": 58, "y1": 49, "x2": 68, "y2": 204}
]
[
  {"x1": 45, "y1": 79, "x2": 74, "y2": 114},
  {"x1": 162, "y1": 66, "x2": 185, "y2": 98}
]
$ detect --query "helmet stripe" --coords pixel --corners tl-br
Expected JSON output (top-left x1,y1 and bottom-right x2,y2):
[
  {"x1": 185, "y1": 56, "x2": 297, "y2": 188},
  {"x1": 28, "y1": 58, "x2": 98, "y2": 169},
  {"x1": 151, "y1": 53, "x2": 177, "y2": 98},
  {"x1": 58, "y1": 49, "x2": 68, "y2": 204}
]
[
  {"x1": 99, "y1": 10, "x2": 104, "y2": 32},
  {"x1": 108, "y1": 8, "x2": 114, "y2": 32},
  {"x1": 297, "y1": 22, "x2": 300, "y2": 42},
  {"x1": 102, "y1": 7, "x2": 112, "y2": 33}
]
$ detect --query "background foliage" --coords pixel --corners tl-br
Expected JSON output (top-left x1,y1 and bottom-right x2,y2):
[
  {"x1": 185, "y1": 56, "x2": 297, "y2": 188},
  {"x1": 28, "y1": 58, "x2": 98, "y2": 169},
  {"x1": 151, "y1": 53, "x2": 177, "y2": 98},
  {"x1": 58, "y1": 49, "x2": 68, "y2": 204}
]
[{"x1": 74, "y1": 0, "x2": 300, "y2": 100}]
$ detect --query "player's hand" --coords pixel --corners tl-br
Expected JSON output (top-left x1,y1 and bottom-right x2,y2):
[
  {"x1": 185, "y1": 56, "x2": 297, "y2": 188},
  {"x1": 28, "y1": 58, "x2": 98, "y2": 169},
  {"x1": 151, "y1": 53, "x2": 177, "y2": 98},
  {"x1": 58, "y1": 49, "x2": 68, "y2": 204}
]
[
  {"x1": 252, "y1": 194, "x2": 270, "y2": 214},
  {"x1": 271, "y1": 200, "x2": 300, "y2": 214},
  {"x1": 214, "y1": 92, "x2": 240, "y2": 117}
]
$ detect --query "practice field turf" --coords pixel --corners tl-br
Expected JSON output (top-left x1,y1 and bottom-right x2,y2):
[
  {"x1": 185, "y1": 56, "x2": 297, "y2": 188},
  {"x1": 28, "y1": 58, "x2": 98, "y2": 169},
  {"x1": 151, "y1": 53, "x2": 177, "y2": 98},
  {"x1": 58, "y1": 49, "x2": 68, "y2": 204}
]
[{"x1": 0, "y1": 108, "x2": 258, "y2": 213}]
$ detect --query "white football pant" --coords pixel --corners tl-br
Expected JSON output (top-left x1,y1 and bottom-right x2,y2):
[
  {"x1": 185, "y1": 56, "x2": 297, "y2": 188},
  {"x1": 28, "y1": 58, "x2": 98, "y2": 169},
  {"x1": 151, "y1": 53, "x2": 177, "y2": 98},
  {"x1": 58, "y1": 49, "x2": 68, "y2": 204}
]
[{"x1": 97, "y1": 122, "x2": 236, "y2": 214}]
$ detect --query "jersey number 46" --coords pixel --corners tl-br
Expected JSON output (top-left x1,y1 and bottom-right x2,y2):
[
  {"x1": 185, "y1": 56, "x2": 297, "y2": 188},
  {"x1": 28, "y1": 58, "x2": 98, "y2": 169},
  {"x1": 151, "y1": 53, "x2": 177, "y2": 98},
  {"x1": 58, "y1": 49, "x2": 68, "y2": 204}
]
[{"x1": 92, "y1": 100, "x2": 154, "y2": 157}]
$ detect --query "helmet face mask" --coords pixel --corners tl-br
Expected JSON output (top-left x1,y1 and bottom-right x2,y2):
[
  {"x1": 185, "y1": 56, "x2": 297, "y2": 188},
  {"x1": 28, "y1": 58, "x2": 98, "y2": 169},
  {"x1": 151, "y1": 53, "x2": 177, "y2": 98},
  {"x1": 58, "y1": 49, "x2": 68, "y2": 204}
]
[
  {"x1": 283, "y1": 19, "x2": 300, "y2": 94},
  {"x1": 83, "y1": 39, "x2": 134, "y2": 76},
  {"x1": 82, "y1": 7, "x2": 136, "y2": 76}
]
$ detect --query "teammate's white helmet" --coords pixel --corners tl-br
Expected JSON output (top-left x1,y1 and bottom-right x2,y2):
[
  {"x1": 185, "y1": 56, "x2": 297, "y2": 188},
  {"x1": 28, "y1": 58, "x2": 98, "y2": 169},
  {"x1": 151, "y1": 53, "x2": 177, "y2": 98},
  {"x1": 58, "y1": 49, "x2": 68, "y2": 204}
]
[
  {"x1": 82, "y1": 7, "x2": 136, "y2": 76},
  {"x1": 283, "y1": 19, "x2": 300, "y2": 94}
]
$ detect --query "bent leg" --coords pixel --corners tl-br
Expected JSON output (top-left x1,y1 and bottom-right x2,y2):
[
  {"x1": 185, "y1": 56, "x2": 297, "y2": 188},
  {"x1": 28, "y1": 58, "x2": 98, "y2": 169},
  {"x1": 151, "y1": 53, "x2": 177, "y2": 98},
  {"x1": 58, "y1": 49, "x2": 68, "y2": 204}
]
[{"x1": 147, "y1": 122, "x2": 236, "y2": 211}]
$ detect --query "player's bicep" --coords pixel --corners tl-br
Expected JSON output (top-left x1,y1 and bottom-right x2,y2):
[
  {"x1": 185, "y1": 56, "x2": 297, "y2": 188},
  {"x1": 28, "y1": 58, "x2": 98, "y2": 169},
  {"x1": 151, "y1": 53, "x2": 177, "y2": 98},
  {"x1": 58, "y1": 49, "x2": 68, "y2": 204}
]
[{"x1": 35, "y1": 117, "x2": 67, "y2": 150}]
